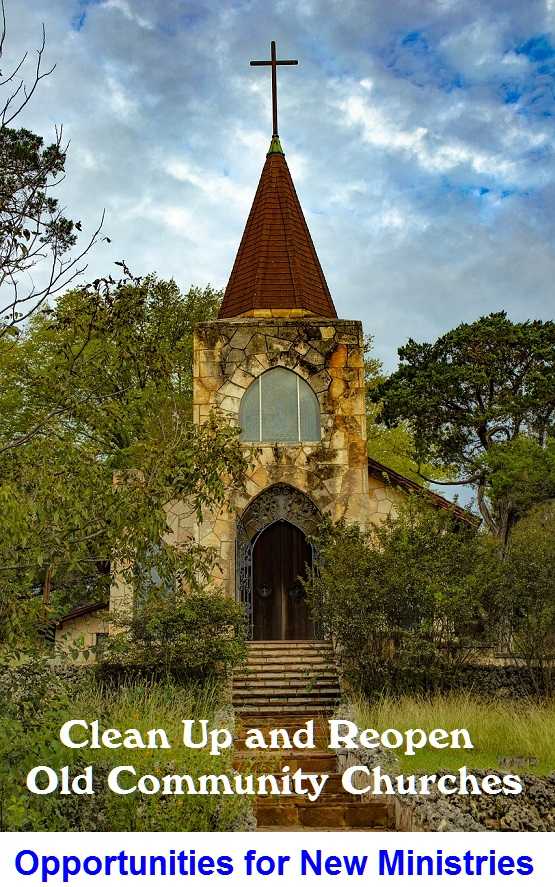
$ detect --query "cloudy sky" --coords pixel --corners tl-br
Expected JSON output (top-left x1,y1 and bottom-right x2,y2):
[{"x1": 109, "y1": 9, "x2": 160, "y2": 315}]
[{"x1": 9, "y1": 0, "x2": 555, "y2": 368}]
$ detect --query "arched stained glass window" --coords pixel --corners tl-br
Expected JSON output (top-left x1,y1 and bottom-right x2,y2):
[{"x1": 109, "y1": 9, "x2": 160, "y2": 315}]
[{"x1": 240, "y1": 368, "x2": 320, "y2": 443}]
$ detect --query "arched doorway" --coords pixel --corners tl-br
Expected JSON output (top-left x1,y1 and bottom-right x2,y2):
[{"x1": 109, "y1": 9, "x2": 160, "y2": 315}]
[
  {"x1": 236, "y1": 484, "x2": 322, "y2": 640},
  {"x1": 252, "y1": 519, "x2": 314, "y2": 640}
]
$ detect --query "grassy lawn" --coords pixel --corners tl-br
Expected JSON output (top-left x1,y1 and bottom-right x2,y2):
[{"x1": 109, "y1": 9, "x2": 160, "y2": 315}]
[{"x1": 351, "y1": 692, "x2": 555, "y2": 776}]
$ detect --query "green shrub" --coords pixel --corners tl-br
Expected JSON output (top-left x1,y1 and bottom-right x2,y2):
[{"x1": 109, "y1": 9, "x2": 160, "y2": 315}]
[
  {"x1": 102, "y1": 587, "x2": 247, "y2": 678},
  {"x1": 306, "y1": 498, "x2": 493, "y2": 695},
  {"x1": 494, "y1": 503, "x2": 555, "y2": 695}
]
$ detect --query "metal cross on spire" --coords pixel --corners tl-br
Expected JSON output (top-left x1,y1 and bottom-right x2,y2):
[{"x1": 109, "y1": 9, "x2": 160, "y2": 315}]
[{"x1": 250, "y1": 41, "x2": 298, "y2": 138}]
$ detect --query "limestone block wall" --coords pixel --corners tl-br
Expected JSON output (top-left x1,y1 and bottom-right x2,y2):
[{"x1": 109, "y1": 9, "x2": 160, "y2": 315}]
[
  {"x1": 367, "y1": 474, "x2": 405, "y2": 526},
  {"x1": 55, "y1": 610, "x2": 109, "y2": 662},
  {"x1": 192, "y1": 317, "x2": 371, "y2": 599}
]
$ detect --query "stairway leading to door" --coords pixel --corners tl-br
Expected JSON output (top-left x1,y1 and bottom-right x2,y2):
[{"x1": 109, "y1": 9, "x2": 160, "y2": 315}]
[
  {"x1": 233, "y1": 641, "x2": 341, "y2": 716},
  {"x1": 232, "y1": 641, "x2": 394, "y2": 830}
]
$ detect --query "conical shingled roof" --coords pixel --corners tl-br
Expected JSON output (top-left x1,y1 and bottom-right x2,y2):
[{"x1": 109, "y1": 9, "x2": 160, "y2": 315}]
[{"x1": 219, "y1": 139, "x2": 337, "y2": 318}]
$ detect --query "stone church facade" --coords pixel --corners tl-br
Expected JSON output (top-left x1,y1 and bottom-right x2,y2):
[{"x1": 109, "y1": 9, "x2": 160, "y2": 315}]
[{"x1": 56, "y1": 133, "x2": 466, "y2": 650}]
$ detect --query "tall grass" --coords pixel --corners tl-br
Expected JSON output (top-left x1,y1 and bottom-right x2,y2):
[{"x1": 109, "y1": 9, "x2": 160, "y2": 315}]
[
  {"x1": 78, "y1": 677, "x2": 222, "y2": 738},
  {"x1": 71, "y1": 677, "x2": 248, "y2": 831},
  {"x1": 350, "y1": 692, "x2": 555, "y2": 775},
  {"x1": 1, "y1": 668, "x2": 252, "y2": 831}
]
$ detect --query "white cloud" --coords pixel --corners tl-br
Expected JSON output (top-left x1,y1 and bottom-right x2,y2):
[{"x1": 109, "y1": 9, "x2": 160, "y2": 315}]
[
  {"x1": 6, "y1": 0, "x2": 553, "y2": 373},
  {"x1": 165, "y1": 159, "x2": 252, "y2": 209},
  {"x1": 103, "y1": 0, "x2": 154, "y2": 30},
  {"x1": 234, "y1": 127, "x2": 270, "y2": 159},
  {"x1": 338, "y1": 85, "x2": 516, "y2": 180},
  {"x1": 106, "y1": 75, "x2": 139, "y2": 120}
]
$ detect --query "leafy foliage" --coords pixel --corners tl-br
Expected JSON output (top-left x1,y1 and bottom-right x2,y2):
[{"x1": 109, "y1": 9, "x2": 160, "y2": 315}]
[
  {"x1": 372, "y1": 312, "x2": 555, "y2": 543},
  {"x1": 102, "y1": 587, "x2": 247, "y2": 677},
  {"x1": 364, "y1": 335, "x2": 443, "y2": 484},
  {"x1": 306, "y1": 499, "x2": 493, "y2": 695},
  {"x1": 483, "y1": 437, "x2": 555, "y2": 526},
  {"x1": 0, "y1": 659, "x2": 252, "y2": 831},
  {"x1": 493, "y1": 503, "x2": 555, "y2": 695},
  {"x1": 0, "y1": 277, "x2": 248, "y2": 647}
]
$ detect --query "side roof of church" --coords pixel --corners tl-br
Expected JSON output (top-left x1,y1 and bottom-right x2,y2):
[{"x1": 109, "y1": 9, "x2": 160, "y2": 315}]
[{"x1": 219, "y1": 137, "x2": 337, "y2": 319}]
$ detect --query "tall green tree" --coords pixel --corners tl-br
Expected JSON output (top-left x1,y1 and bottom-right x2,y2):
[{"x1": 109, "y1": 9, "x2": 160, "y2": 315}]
[
  {"x1": 0, "y1": 276, "x2": 247, "y2": 647},
  {"x1": 364, "y1": 336, "x2": 441, "y2": 484},
  {"x1": 372, "y1": 312, "x2": 555, "y2": 545}
]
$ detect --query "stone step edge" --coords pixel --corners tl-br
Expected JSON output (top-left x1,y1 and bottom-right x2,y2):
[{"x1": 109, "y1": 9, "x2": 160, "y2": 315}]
[
  {"x1": 256, "y1": 827, "x2": 386, "y2": 832},
  {"x1": 255, "y1": 796, "x2": 388, "y2": 808},
  {"x1": 233, "y1": 699, "x2": 341, "y2": 708},
  {"x1": 234, "y1": 688, "x2": 340, "y2": 693},
  {"x1": 237, "y1": 665, "x2": 338, "y2": 673},
  {"x1": 238, "y1": 705, "x2": 334, "y2": 719},
  {"x1": 233, "y1": 673, "x2": 339, "y2": 686},
  {"x1": 233, "y1": 684, "x2": 340, "y2": 692},
  {"x1": 246, "y1": 641, "x2": 333, "y2": 646},
  {"x1": 247, "y1": 650, "x2": 333, "y2": 662},
  {"x1": 234, "y1": 685, "x2": 340, "y2": 692},
  {"x1": 243, "y1": 663, "x2": 336, "y2": 671}
]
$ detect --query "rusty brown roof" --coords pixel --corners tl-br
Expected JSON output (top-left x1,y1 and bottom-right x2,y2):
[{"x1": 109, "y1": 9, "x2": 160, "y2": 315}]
[
  {"x1": 56, "y1": 601, "x2": 108, "y2": 626},
  {"x1": 219, "y1": 139, "x2": 337, "y2": 318},
  {"x1": 368, "y1": 457, "x2": 480, "y2": 527}
]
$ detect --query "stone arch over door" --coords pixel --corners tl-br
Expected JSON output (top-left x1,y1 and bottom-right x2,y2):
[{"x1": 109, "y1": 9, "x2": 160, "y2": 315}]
[{"x1": 236, "y1": 483, "x2": 322, "y2": 639}]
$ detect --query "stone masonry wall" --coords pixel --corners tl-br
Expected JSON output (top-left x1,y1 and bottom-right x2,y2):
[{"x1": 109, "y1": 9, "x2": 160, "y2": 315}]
[
  {"x1": 55, "y1": 611, "x2": 109, "y2": 662},
  {"x1": 367, "y1": 473, "x2": 405, "y2": 526},
  {"x1": 191, "y1": 317, "x2": 371, "y2": 600}
]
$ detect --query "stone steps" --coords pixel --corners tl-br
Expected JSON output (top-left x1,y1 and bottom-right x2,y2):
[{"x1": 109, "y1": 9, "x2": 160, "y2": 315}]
[
  {"x1": 257, "y1": 827, "x2": 387, "y2": 832},
  {"x1": 234, "y1": 687, "x2": 340, "y2": 701},
  {"x1": 234, "y1": 684, "x2": 339, "y2": 695},
  {"x1": 246, "y1": 641, "x2": 334, "y2": 647},
  {"x1": 232, "y1": 643, "x2": 392, "y2": 830},
  {"x1": 234, "y1": 673, "x2": 339, "y2": 684},
  {"x1": 256, "y1": 799, "x2": 392, "y2": 830},
  {"x1": 233, "y1": 641, "x2": 341, "y2": 718},
  {"x1": 243, "y1": 657, "x2": 332, "y2": 664},
  {"x1": 237, "y1": 667, "x2": 337, "y2": 679},
  {"x1": 235, "y1": 665, "x2": 338, "y2": 676},
  {"x1": 238, "y1": 705, "x2": 337, "y2": 717},
  {"x1": 234, "y1": 751, "x2": 336, "y2": 769}
]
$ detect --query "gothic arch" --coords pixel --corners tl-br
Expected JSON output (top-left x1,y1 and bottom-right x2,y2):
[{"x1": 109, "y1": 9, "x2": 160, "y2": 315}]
[
  {"x1": 239, "y1": 367, "x2": 321, "y2": 443},
  {"x1": 236, "y1": 483, "x2": 322, "y2": 637}
]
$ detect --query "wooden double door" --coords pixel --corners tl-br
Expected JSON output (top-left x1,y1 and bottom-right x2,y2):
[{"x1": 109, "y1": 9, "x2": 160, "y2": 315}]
[{"x1": 252, "y1": 519, "x2": 315, "y2": 640}]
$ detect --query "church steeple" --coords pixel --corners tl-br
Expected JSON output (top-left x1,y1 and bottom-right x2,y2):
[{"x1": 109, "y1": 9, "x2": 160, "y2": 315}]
[{"x1": 218, "y1": 42, "x2": 337, "y2": 320}]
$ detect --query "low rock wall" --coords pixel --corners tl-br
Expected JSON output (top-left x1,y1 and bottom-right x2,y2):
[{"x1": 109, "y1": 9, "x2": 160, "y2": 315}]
[
  {"x1": 332, "y1": 705, "x2": 554, "y2": 832},
  {"x1": 451, "y1": 664, "x2": 542, "y2": 698},
  {"x1": 350, "y1": 663, "x2": 546, "y2": 699}
]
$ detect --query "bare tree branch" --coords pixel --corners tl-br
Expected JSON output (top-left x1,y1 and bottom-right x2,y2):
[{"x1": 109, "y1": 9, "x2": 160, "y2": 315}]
[
  {"x1": 415, "y1": 468, "x2": 483, "y2": 486},
  {"x1": 0, "y1": 4, "x2": 105, "y2": 337},
  {"x1": 0, "y1": 0, "x2": 7, "y2": 60},
  {"x1": 1, "y1": 23, "x2": 55, "y2": 126}
]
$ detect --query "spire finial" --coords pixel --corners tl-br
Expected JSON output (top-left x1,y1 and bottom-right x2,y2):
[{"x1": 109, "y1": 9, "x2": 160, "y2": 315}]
[{"x1": 250, "y1": 40, "x2": 298, "y2": 138}]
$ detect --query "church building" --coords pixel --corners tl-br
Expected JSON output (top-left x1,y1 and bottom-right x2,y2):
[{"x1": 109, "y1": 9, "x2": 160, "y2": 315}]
[{"x1": 56, "y1": 44, "x2": 468, "y2": 652}]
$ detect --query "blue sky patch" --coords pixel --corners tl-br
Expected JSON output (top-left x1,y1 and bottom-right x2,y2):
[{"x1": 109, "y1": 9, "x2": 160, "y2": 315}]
[
  {"x1": 497, "y1": 37, "x2": 555, "y2": 119},
  {"x1": 71, "y1": 0, "x2": 103, "y2": 32},
  {"x1": 516, "y1": 34, "x2": 555, "y2": 63},
  {"x1": 400, "y1": 31, "x2": 430, "y2": 52},
  {"x1": 383, "y1": 29, "x2": 464, "y2": 93},
  {"x1": 500, "y1": 82, "x2": 522, "y2": 104}
]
